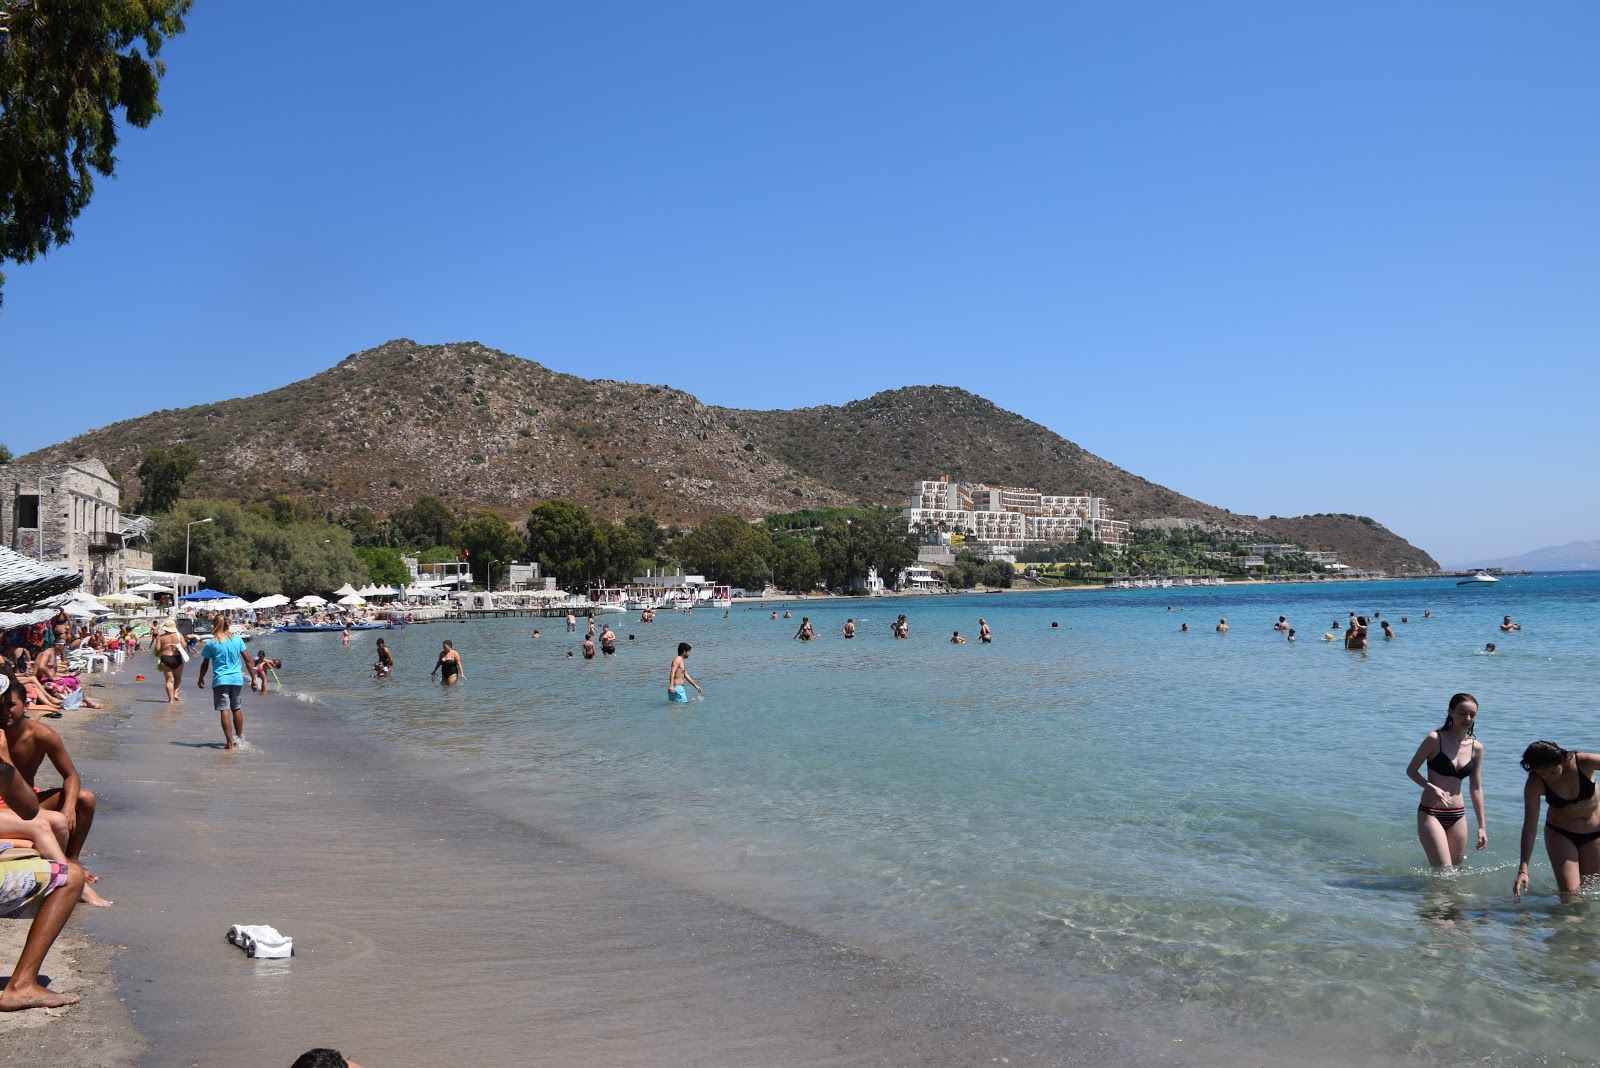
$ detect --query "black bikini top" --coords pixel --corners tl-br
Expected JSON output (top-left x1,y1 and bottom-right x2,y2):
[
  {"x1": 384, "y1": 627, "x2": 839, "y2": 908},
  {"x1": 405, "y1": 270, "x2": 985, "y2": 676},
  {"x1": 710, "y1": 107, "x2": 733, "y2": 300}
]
[
  {"x1": 1545, "y1": 772, "x2": 1597, "y2": 809},
  {"x1": 1427, "y1": 740, "x2": 1477, "y2": 780}
]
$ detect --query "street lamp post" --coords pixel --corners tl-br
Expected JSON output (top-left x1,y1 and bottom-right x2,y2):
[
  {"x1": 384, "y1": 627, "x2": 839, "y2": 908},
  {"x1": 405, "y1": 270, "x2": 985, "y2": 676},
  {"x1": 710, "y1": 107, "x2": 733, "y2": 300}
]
[{"x1": 185, "y1": 517, "x2": 213, "y2": 596}]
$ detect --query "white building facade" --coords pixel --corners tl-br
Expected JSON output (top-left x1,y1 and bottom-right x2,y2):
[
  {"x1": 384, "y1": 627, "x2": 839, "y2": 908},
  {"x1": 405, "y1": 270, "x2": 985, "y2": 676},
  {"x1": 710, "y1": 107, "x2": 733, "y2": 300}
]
[{"x1": 903, "y1": 477, "x2": 1130, "y2": 551}]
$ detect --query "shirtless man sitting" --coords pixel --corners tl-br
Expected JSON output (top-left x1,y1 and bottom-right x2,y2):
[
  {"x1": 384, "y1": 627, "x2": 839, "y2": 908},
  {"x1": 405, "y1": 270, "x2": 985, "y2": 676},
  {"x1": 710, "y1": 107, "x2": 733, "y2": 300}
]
[
  {"x1": 0, "y1": 673, "x2": 110, "y2": 906},
  {"x1": 0, "y1": 669, "x2": 89, "y2": 1012}
]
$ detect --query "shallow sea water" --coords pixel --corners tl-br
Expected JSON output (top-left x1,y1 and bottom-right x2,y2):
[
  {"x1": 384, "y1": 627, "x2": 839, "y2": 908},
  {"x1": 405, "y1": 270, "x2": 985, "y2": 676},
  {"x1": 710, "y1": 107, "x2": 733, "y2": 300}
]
[{"x1": 153, "y1": 575, "x2": 1600, "y2": 1064}]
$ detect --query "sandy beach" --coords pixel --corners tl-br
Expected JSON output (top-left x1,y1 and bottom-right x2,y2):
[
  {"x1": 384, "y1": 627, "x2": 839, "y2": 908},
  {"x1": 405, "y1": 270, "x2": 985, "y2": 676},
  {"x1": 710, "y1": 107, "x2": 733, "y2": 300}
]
[
  {"x1": 0, "y1": 682, "x2": 144, "y2": 1066},
  {"x1": 5, "y1": 663, "x2": 1198, "y2": 1067}
]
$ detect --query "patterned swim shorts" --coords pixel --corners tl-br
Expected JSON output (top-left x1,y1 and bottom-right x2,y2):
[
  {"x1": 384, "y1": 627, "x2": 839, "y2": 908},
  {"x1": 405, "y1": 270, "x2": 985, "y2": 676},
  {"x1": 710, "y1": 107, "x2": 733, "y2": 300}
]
[{"x1": 0, "y1": 855, "x2": 69, "y2": 919}]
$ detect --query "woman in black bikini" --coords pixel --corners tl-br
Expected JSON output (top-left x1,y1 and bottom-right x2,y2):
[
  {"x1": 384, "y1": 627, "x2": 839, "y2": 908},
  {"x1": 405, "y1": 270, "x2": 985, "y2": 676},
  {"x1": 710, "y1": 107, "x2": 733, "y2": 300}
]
[
  {"x1": 151, "y1": 619, "x2": 188, "y2": 704},
  {"x1": 1513, "y1": 741, "x2": 1600, "y2": 899},
  {"x1": 1405, "y1": 693, "x2": 1486, "y2": 867}
]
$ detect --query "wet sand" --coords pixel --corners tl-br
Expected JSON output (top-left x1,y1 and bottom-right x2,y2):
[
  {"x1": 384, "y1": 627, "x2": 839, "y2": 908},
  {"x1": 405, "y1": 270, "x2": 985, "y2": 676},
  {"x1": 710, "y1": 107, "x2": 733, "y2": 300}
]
[{"x1": 33, "y1": 669, "x2": 1216, "y2": 1068}]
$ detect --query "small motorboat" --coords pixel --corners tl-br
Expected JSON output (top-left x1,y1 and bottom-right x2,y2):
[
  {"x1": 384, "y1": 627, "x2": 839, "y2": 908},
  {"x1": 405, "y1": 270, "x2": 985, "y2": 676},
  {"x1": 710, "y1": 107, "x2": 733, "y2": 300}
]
[{"x1": 1456, "y1": 571, "x2": 1499, "y2": 587}]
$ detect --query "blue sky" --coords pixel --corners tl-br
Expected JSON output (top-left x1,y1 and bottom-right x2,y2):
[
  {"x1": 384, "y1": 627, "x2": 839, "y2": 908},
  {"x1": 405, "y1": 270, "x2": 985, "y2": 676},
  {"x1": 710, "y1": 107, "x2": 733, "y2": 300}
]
[{"x1": 3, "y1": 2, "x2": 1595, "y2": 565}]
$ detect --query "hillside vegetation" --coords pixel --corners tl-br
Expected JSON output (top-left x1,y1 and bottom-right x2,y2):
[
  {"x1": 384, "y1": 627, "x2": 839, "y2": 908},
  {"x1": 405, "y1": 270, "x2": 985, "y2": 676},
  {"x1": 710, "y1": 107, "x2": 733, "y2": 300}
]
[{"x1": 17, "y1": 340, "x2": 1439, "y2": 572}]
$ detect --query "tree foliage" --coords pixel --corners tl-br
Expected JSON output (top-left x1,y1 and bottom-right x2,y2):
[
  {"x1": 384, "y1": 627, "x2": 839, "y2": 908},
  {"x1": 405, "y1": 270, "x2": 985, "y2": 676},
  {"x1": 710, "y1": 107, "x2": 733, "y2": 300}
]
[
  {"x1": 771, "y1": 534, "x2": 821, "y2": 593},
  {"x1": 812, "y1": 509, "x2": 917, "y2": 590},
  {"x1": 675, "y1": 515, "x2": 774, "y2": 590},
  {"x1": 0, "y1": 442, "x2": 11, "y2": 463},
  {"x1": 0, "y1": 0, "x2": 192, "y2": 307},
  {"x1": 525, "y1": 499, "x2": 601, "y2": 586},
  {"x1": 354, "y1": 546, "x2": 409, "y2": 588},
  {"x1": 596, "y1": 521, "x2": 643, "y2": 585},
  {"x1": 622, "y1": 511, "x2": 666, "y2": 560},
  {"x1": 151, "y1": 499, "x2": 369, "y2": 597},
  {"x1": 134, "y1": 444, "x2": 197, "y2": 513},
  {"x1": 391, "y1": 495, "x2": 458, "y2": 551},
  {"x1": 459, "y1": 511, "x2": 526, "y2": 587}
]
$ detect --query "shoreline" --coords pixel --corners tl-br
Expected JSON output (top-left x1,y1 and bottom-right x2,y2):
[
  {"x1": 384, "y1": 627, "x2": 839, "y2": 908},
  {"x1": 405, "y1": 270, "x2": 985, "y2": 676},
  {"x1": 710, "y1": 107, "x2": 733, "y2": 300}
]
[{"x1": 57, "y1": 668, "x2": 1206, "y2": 1067}]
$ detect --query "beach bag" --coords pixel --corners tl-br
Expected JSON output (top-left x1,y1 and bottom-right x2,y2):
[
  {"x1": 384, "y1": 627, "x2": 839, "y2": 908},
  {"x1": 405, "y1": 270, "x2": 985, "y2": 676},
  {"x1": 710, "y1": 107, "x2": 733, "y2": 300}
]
[
  {"x1": 62, "y1": 688, "x2": 84, "y2": 711},
  {"x1": 178, "y1": 643, "x2": 190, "y2": 664}
]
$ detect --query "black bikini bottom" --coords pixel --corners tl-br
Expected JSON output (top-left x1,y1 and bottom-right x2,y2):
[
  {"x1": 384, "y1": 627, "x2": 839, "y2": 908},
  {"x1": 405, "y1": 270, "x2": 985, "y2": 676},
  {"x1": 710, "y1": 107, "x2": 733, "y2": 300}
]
[{"x1": 1547, "y1": 823, "x2": 1600, "y2": 847}]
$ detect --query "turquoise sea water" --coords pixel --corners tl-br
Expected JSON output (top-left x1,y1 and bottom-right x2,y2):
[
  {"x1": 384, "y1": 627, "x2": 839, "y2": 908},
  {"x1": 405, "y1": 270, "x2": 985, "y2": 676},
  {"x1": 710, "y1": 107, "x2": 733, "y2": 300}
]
[{"x1": 266, "y1": 574, "x2": 1600, "y2": 1065}]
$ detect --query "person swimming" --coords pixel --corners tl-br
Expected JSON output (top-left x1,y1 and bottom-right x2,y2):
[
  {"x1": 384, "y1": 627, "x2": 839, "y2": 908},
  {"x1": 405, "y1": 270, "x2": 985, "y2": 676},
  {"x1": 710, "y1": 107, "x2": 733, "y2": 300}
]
[{"x1": 950, "y1": 631, "x2": 965, "y2": 644}]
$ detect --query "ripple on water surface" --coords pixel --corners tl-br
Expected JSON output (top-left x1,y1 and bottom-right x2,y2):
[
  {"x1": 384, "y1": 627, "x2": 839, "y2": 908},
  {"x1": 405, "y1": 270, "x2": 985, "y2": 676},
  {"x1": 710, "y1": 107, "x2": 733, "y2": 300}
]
[{"x1": 277, "y1": 576, "x2": 1600, "y2": 1065}]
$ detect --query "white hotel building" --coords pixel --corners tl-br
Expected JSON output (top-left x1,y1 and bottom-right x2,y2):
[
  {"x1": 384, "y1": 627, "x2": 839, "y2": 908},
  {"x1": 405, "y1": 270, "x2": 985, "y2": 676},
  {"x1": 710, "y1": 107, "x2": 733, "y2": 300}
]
[{"x1": 903, "y1": 477, "x2": 1131, "y2": 551}]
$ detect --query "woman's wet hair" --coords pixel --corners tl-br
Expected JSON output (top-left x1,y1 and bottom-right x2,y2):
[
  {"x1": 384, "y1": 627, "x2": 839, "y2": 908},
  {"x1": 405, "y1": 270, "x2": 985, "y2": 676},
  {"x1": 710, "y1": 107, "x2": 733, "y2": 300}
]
[
  {"x1": 1439, "y1": 692, "x2": 1477, "y2": 736},
  {"x1": 1521, "y1": 740, "x2": 1569, "y2": 773}
]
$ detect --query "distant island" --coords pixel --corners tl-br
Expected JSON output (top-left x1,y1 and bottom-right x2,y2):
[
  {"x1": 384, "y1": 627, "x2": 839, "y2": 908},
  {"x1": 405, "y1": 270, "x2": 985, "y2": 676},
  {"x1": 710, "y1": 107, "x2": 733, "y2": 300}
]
[{"x1": 1454, "y1": 540, "x2": 1600, "y2": 572}]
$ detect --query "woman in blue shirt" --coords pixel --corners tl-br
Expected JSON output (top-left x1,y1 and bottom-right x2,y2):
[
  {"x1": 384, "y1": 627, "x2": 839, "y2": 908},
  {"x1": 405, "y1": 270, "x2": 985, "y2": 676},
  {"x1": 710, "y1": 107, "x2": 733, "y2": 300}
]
[{"x1": 198, "y1": 617, "x2": 250, "y2": 751}]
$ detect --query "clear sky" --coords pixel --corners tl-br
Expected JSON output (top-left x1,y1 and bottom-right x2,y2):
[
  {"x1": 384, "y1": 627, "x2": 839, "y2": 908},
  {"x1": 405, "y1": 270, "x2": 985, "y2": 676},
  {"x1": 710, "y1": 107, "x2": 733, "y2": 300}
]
[{"x1": 3, "y1": 2, "x2": 1596, "y2": 566}]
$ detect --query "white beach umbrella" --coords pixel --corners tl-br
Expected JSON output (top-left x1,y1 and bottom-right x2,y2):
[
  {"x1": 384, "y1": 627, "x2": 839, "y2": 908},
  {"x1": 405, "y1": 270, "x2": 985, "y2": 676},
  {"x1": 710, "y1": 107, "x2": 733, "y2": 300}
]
[
  {"x1": 250, "y1": 594, "x2": 291, "y2": 609},
  {"x1": 99, "y1": 592, "x2": 150, "y2": 605},
  {"x1": 337, "y1": 593, "x2": 367, "y2": 606},
  {"x1": 294, "y1": 594, "x2": 328, "y2": 608},
  {"x1": 207, "y1": 597, "x2": 252, "y2": 611},
  {"x1": 333, "y1": 582, "x2": 360, "y2": 597},
  {"x1": 128, "y1": 582, "x2": 175, "y2": 595}
]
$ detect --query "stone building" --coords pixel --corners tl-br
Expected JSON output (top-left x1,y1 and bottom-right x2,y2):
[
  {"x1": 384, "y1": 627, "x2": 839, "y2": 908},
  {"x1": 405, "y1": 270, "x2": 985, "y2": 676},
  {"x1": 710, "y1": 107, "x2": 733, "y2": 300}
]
[{"x1": 0, "y1": 460, "x2": 151, "y2": 595}]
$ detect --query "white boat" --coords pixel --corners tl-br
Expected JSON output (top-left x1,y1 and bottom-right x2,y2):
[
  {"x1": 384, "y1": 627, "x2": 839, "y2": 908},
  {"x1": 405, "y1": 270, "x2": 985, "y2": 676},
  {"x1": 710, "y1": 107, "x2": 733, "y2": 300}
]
[{"x1": 1457, "y1": 571, "x2": 1499, "y2": 587}]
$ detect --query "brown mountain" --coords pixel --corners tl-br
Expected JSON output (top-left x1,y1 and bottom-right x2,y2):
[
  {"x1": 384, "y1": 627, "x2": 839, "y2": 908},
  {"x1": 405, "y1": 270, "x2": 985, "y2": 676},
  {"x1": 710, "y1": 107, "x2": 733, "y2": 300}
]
[
  {"x1": 17, "y1": 339, "x2": 1438, "y2": 571},
  {"x1": 716, "y1": 386, "x2": 1229, "y2": 523}
]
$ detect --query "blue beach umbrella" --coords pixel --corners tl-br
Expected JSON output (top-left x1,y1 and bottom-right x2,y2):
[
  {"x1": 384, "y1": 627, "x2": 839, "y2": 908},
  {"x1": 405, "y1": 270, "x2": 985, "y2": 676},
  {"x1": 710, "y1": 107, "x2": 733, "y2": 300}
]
[{"x1": 180, "y1": 589, "x2": 235, "y2": 601}]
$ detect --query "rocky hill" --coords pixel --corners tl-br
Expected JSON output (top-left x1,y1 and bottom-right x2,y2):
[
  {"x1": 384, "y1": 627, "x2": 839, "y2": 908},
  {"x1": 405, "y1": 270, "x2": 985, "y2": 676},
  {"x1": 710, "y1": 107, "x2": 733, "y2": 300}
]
[
  {"x1": 20, "y1": 340, "x2": 854, "y2": 521},
  {"x1": 16, "y1": 340, "x2": 1438, "y2": 571},
  {"x1": 1253, "y1": 514, "x2": 1438, "y2": 575},
  {"x1": 717, "y1": 386, "x2": 1229, "y2": 523}
]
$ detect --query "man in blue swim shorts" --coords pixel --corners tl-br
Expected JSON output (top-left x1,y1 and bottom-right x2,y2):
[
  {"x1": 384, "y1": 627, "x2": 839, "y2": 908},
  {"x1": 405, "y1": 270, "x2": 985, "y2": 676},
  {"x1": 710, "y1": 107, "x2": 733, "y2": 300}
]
[{"x1": 667, "y1": 642, "x2": 701, "y2": 703}]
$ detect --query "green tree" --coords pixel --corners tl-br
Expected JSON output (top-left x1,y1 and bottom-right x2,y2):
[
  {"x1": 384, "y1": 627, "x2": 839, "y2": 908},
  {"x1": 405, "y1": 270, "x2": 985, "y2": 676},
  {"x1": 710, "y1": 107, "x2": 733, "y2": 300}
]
[
  {"x1": 854, "y1": 509, "x2": 918, "y2": 588},
  {"x1": 341, "y1": 507, "x2": 395, "y2": 547},
  {"x1": 134, "y1": 444, "x2": 197, "y2": 513},
  {"x1": 623, "y1": 511, "x2": 666, "y2": 559},
  {"x1": 676, "y1": 515, "x2": 775, "y2": 590},
  {"x1": 391, "y1": 495, "x2": 458, "y2": 551},
  {"x1": 354, "y1": 546, "x2": 409, "y2": 588},
  {"x1": 268, "y1": 494, "x2": 314, "y2": 526},
  {"x1": 459, "y1": 511, "x2": 526, "y2": 587},
  {"x1": 0, "y1": 0, "x2": 191, "y2": 308},
  {"x1": 814, "y1": 519, "x2": 869, "y2": 591},
  {"x1": 597, "y1": 521, "x2": 643, "y2": 585},
  {"x1": 0, "y1": 443, "x2": 11, "y2": 463},
  {"x1": 150, "y1": 499, "x2": 368, "y2": 597},
  {"x1": 771, "y1": 536, "x2": 821, "y2": 593},
  {"x1": 525, "y1": 499, "x2": 601, "y2": 586}
]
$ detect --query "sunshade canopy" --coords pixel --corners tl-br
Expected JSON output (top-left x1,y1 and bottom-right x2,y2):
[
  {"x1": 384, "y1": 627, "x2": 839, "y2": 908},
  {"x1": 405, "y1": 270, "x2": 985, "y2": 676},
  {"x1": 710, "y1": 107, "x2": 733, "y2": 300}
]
[{"x1": 128, "y1": 582, "x2": 175, "y2": 594}]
